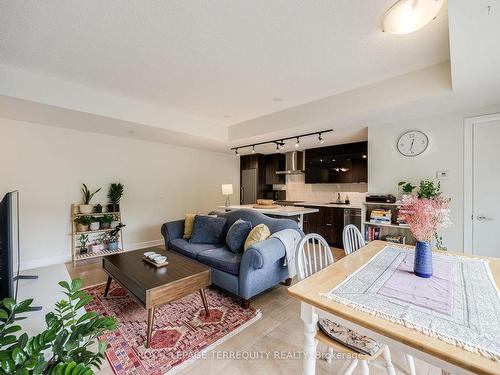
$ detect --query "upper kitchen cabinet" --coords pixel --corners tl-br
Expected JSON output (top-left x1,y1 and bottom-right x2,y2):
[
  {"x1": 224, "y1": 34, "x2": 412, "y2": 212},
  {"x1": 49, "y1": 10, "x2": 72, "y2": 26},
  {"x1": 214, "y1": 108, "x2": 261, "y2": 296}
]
[
  {"x1": 265, "y1": 154, "x2": 286, "y2": 185},
  {"x1": 305, "y1": 141, "x2": 367, "y2": 184}
]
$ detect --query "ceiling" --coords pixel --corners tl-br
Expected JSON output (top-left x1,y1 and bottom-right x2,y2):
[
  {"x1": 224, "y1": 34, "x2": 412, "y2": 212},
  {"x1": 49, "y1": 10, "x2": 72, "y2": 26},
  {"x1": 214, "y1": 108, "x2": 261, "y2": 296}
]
[{"x1": 0, "y1": 0, "x2": 449, "y2": 125}]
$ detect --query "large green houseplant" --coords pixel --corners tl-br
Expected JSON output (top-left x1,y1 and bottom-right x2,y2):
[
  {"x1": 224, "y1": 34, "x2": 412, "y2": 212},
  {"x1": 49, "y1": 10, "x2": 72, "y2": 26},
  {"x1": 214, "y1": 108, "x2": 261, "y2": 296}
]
[
  {"x1": 107, "y1": 183, "x2": 124, "y2": 213},
  {"x1": 0, "y1": 278, "x2": 116, "y2": 375}
]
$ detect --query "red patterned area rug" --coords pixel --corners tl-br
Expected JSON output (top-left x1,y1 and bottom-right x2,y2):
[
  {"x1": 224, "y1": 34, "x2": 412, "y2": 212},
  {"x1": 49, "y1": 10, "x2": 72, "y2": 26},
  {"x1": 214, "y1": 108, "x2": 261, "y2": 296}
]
[{"x1": 84, "y1": 283, "x2": 261, "y2": 375}]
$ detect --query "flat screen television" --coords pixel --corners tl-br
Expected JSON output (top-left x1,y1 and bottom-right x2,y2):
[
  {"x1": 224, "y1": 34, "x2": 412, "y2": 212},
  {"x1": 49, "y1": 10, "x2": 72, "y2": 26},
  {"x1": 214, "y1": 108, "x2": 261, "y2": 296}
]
[{"x1": 0, "y1": 191, "x2": 17, "y2": 300}]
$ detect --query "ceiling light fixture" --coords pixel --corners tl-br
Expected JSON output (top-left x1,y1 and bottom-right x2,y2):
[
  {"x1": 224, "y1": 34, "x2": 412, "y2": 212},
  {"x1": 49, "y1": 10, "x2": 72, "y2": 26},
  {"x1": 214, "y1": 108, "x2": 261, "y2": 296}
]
[
  {"x1": 230, "y1": 129, "x2": 333, "y2": 154},
  {"x1": 382, "y1": 0, "x2": 443, "y2": 35},
  {"x1": 235, "y1": 148, "x2": 239, "y2": 156}
]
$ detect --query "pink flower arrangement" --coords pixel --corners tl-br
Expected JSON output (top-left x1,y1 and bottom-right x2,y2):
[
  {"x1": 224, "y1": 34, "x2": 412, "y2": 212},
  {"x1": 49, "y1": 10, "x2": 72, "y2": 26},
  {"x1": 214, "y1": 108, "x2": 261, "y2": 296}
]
[{"x1": 398, "y1": 194, "x2": 452, "y2": 242}]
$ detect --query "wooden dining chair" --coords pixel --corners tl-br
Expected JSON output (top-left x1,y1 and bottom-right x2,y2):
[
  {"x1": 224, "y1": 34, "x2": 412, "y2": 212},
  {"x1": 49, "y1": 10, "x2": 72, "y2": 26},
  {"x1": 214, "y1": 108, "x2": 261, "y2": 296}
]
[
  {"x1": 342, "y1": 224, "x2": 366, "y2": 255},
  {"x1": 295, "y1": 233, "x2": 397, "y2": 375}
]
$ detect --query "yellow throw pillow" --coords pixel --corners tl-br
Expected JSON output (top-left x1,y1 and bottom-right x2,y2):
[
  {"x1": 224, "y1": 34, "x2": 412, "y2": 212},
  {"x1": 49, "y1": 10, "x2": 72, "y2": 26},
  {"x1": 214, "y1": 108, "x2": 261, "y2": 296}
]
[
  {"x1": 244, "y1": 224, "x2": 271, "y2": 251},
  {"x1": 183, "y1": 214, "x2": 196, "y2": 239}
]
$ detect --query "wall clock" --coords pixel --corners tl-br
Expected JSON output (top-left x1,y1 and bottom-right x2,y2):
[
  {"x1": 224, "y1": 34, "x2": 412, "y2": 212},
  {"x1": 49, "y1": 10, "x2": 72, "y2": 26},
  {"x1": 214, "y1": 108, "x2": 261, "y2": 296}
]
[{"x1": 397, "y1": 130, "x2": 429, "y2": 157}]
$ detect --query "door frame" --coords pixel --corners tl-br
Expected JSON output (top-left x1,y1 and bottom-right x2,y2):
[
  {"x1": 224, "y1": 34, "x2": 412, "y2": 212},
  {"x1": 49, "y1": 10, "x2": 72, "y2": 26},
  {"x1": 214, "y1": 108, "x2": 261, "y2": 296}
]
[{"x1": 463, "y1": 112, "x2": 500, "y2": 254}]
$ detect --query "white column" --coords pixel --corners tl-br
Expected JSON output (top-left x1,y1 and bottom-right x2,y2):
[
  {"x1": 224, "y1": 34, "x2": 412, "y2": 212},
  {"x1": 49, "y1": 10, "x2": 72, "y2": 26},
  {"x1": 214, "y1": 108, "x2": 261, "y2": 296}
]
[{"x1": 301, "y1": 302, "x2": 318, "y2": 375}]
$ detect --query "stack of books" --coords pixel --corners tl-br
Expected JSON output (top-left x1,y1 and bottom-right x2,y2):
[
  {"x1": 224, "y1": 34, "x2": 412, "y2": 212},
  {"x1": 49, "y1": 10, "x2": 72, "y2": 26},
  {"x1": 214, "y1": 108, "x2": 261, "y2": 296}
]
[
  {"x1": 369, "y1": 209, "x2": 392, "y2": 225},
  {"x1": 365, "y1": 226, "x2": 381, "y2": 241},
  {"x1": 385, "y1": 235, "x2": 406, "y2": 244}
]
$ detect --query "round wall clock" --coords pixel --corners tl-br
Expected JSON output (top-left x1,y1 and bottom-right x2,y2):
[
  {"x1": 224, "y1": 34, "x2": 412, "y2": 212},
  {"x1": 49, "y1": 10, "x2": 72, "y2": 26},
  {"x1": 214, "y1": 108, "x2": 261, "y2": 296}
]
[{"x1": 397, "y1": 130, "x2": 429, "y2": 157}]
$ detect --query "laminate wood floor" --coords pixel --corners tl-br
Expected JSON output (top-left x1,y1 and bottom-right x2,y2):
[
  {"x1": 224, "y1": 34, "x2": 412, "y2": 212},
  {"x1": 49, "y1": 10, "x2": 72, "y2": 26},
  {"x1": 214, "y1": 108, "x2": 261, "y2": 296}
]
[{"x1": 66, "y1": 248, "x2": 440, "y2": 375}]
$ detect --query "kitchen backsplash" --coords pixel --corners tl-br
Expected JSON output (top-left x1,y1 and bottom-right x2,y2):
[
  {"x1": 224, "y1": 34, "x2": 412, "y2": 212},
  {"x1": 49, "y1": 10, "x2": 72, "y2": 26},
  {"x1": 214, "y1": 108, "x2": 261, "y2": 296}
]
[{"x1": 282, "y1": 174, "x2": 367, "y2": 204}]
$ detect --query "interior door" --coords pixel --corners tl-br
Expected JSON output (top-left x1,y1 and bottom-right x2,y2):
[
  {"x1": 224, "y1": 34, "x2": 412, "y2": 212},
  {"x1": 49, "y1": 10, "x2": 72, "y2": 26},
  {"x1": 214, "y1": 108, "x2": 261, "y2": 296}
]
[
  {"x1": 241, "y1": 169, "x2": 257, "y2": 205},
  {"x1": 473, "y1": 119, "x2": 500, "y2": 257}
]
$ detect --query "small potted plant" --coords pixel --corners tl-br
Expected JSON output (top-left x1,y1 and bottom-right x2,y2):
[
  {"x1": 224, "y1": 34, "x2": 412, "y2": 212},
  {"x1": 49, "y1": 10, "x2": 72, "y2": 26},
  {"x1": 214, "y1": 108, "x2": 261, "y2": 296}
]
[
  {"x1": 94, "y1": 203, "x2": 103, "y2": 213},
  {"x1": 89, "y1": 239, "x2": 101, "y2": 253},
  {"x1": 107, "y1": 233, "x2": 120, "y2": 251},
  {"x1": 398, "y1": 181, "x2": 416, "y2": 199},
  {"x1": 89, "y1": 216, "x2": 100, "y2": 231},
  {"x1": 79, "y1": 183, "x2": 101, "y2": 214},
  {"x1": 110, "y1": 214, "x2": 121, "y2": 228},
  {"x1": 74, "y1": 215, "x2": 92, "y2": 232},
  {"x1": 100, "y1": 214, "x2": 113, "y2": 229},
  {"x1": 78, "y1": 234, "x2": 89, "y2": 254},
  {"x1": 107, "y1": 182, "x2": 124, "y2": 212}
]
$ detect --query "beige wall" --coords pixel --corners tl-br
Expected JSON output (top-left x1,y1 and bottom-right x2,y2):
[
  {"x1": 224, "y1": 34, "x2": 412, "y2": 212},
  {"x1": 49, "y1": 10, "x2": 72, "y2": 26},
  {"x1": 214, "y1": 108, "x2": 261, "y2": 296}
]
[
  {"x1": 0, "y1": 118, "x2": 239, "y2": 269},
  {"x1": 368, "y1": 105, "x2": 500, "y2": 251}
]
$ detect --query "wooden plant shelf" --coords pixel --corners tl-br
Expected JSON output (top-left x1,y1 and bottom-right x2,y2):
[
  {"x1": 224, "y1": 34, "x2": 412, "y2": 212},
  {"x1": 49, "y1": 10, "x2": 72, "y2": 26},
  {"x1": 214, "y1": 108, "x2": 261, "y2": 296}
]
[{"x1": 71, "y1": 204, "x2": 124, "y2": 266}]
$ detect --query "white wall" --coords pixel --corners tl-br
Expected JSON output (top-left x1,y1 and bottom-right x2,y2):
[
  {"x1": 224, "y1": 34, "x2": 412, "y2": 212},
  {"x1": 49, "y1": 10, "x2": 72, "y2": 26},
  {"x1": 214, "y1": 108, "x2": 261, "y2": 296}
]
[
  {"x1": 0, "y1": 118, "x2": 239, "y2": 270},
  {"x1": 368, "y1": 105, "x2": 500, "y2": 251}
]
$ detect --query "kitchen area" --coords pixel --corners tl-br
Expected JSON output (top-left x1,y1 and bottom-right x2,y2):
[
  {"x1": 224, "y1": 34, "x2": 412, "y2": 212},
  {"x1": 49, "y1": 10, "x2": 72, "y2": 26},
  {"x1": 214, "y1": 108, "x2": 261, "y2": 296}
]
[{"x1": 232, "y1": 141, "x2": 367, "y2": 249}]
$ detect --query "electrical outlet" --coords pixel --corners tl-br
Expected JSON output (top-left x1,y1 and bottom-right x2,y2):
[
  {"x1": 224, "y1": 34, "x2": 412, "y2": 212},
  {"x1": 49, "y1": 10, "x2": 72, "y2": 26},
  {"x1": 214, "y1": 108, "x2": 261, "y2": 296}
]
[{"x1": 436, "y1": 170, "x2": 450, "y2": 180}]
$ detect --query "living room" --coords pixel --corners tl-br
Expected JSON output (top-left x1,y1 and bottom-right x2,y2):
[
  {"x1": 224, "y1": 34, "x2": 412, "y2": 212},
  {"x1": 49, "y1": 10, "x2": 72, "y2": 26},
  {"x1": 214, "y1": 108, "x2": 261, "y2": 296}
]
[{"x1": 1, "y1": 1, "x2": 499, "y2": 375}]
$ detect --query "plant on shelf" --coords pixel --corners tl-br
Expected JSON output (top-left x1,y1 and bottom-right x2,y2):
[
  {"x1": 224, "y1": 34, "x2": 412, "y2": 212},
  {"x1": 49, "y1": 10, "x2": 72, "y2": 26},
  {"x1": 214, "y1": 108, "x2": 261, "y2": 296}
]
[
  {"x1": 398, "y1": 179, "x2": 451, "y2": 278},
  {"x1": 102, "y1": 232, "x2": 120, "y2": 251},
  {"x1": 74, "y1": 216, "x2": 92, "y2": 232},
  {"x1": 99, "y1": 214, "x2": 113, "y2": 229},
  {"x1": 94, "y1": 203, "x2": 103, "y2": 213},
  {"x1": 78, "y1": 234, "x2": 89, "y2": 254},
  {"x1": 0, "y1": 278, "x2": 116, "y2": 374},
  {"x1": 89, "y1": 238, "x2": 101, "y2": 253},
  {"x1": 79, "y1": 184, "x2": 101, "y2": 214},
  {"x1": 89, "y1": 216, "x2": 100, "y2": 231},
  {"x1": 107, "y1": 183, "x2": 124, "y2": 213},
  {"x1": 398, "y1": 181, "x2": 416, "y2": 195}
]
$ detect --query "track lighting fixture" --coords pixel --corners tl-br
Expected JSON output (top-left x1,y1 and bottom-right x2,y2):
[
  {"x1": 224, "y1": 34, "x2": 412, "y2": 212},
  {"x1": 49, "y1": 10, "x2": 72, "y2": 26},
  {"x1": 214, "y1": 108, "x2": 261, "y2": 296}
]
[{"x1": 230, "y1": 129, "x2": 332, "y2": 154}]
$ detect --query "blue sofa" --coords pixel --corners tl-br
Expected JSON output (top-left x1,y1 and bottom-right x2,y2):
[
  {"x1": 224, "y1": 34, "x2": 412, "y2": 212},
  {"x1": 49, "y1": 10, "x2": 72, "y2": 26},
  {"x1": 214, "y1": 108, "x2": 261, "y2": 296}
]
[{"x1": 161, "y1": 209, "x2": 302, "y2": 306}]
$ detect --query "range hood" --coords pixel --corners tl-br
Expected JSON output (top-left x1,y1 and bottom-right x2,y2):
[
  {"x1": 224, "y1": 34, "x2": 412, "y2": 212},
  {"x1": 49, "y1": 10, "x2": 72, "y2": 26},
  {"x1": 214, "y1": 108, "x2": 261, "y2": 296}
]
[{"x1": 276, "y1": 151, "x2": 305, "y2": 175}]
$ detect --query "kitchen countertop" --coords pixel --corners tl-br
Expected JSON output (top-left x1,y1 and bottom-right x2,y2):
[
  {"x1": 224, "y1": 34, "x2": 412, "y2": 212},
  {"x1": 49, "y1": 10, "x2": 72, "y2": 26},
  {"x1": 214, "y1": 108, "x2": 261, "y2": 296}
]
[
  {"x1": 217, "y1": 204, "x2": 319, "y2": 217},
  {"x1": 293, "y1": 202, "x2": 363, "y2": 209}
]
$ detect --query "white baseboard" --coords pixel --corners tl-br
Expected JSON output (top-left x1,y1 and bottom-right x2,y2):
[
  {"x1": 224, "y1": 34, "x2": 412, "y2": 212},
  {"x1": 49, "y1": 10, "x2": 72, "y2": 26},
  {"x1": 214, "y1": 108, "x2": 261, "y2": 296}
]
[{"x1": 20, "y1": 239, "x2": 165, "y2": 271}]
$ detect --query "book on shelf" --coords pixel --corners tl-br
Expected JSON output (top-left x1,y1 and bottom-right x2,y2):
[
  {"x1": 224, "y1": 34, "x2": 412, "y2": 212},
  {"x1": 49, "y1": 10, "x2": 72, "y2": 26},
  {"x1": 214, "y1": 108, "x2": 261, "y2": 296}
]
[
  {"x1": 385, "y1": 235, "x2": 406, "y2": 244},
  {"x1": 365, "y1": 226, "x2": 381, "y2": 241}
]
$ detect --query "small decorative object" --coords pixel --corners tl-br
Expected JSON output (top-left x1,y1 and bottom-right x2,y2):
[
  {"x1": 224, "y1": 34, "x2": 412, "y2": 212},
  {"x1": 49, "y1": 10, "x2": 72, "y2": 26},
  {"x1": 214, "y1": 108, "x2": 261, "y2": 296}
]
[
  {"x1": 74, "y1": 215, "x2": 92, "y2": 232},
  {"x1": 79, "y1": 183, "x2": 101, "y2": 214},
  {"x1": 398, "y1": 181, "x2": 416, "y2": 197},
  {"x1": 94, "y1": 203, "x2": 103, "y2": 213},
  {"x1": 221, "y1": 184, "x2": 233, "y2": 207},
  {"x1": 78, "y1": 234, "x2": 89, "y2": 254},
  {"x1": 398, "y1": 179, "x2": 452, "y2": 278},
  {"x1": 100, "y1": 214, "x2": 113, "y2": 229},
  {"x1": 89, "y1": 240, "x2": 101, "y2": 253},
  {"x1": 107, "y1": 182, "x2": 124, "y2": 212},
  {"x1": 89, "y1": 217, "x2": 100, "y2": 231},
  {"x1": 397, "y1": 130, "x2": 429, "y2": 157}
]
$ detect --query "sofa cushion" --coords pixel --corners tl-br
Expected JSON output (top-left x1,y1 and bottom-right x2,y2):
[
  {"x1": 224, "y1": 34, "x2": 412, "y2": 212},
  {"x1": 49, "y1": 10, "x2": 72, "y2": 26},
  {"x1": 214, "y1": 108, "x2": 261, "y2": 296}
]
[
  {"x1": 197, "y1": 247, "x2": 242, "y2": 275},
  {"x1": 244, "y1": 223, "x2": 271, "y2": 251},
  {"x1": 183, "y1": 213, "x2": 196, "y2": 239},
  {"x1": 168, "y1": 238, "x2": 223, "y2": 259},
  {"x1": 190, "y1": 215, "x2": 227, "y2": 244},
  {"x1": 226, "y1": 219, "x2": 253, "y2": 253}
]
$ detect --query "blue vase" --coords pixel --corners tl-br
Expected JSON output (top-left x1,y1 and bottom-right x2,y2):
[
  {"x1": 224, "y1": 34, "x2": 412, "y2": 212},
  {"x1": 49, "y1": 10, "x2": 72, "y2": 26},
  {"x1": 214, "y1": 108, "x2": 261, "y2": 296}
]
[{"x1": 414, "y1": 241, "x2": 433, "y2": 278}]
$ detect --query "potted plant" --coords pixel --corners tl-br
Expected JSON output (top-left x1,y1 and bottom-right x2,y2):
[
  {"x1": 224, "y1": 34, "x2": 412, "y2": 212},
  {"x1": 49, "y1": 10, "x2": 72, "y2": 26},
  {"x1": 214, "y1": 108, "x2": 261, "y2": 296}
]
[
  {"x1": 398, "y1": 181, "x2": 416, "y2": 199},
  {"x1": 107, "y1": 183, "x2": 124, "y2": 212},
  {"x1": 74, "y1": 215, "x2": 92, "y2": 232},
  {"x1": 110, "y1": 214, "x2": 121, "y2": 228},
  {"x1": 100, "y1": 214, "x2": 113, "y2": 229},
  {"x1": 107, "y1": 232, "x2": 120, "y2": 251},
  {"x1": 89, "y1": 239, "x2": 101, "y2": 253},
  {"x1": 398, "y1": 179, "x2": 451, "y2": 278},
  {"x1": 94, "y1": 203, "x2": 103, "y2": 213},
  {"x1": 79, "y1": 183, "x2": 101, "y2": 214},
  {"x1": 78, "y1": 234, "x2": 89, "y2": 254},
  {"x1": 89, "y1": 216, "x2": 100, "y2": 231},
  {"x1": 0, "y1": 278, "x2": 116, "y2": 374}
]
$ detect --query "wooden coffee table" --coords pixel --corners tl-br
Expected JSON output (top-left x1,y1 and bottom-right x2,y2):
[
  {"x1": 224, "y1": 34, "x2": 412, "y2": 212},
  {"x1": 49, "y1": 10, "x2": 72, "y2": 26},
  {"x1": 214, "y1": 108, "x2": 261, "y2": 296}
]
[{"x1": 102, "y1": 248, "x2": 211, "y2": 348}]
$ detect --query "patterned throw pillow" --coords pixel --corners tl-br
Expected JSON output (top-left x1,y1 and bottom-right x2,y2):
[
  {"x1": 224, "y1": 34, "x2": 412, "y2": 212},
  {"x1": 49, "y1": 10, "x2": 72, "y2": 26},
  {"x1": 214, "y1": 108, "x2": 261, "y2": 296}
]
[
  {"x1": 226, "y1": 219, "x2": 253, "y2": 253},
  {"x1": 183, "y1": 213, "x2": 196, "y2": 239},
  {"x1": 317, "y1": 318, "x2": 382, "y2": 356},
  {"x1": 244, "y1": 224, "x2": 270, "y2": 251}
]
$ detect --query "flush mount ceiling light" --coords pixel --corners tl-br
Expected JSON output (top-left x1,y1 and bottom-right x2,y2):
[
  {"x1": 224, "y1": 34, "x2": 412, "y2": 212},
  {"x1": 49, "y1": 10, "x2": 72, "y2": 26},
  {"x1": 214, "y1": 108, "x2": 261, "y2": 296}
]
[{"x1": 382, "y1": 0, "x2": 443, "y2": 35}]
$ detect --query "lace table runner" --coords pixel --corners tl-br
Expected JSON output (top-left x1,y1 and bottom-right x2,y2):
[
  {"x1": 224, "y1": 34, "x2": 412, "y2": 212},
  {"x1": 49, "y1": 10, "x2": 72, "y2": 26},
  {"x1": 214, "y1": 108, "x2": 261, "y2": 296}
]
[{"x1": 322, "y1": 245, "x2": 500, "y2": 360}]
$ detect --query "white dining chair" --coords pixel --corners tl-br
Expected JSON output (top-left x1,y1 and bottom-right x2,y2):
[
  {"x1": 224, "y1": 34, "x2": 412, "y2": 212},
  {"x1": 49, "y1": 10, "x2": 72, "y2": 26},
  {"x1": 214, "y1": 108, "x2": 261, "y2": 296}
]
[
  {"x1": 341, "y1": 228, "x2": 417, "y2": 375},
  {"x1": 342, "y1": 224, "x2": 366, "y2": 255},
  {"x1": 295, "y1": 233, "x2": 397, "y2": 375}
]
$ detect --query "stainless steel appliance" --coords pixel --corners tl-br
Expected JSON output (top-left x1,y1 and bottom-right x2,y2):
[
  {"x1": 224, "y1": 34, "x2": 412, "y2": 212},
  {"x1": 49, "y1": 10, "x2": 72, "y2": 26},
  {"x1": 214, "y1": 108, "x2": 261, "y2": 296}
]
[
  {"x1": 276, "y1": 151, "x2": 305, "y2": 175},
  {"x1": 344, "y1": 208, "x2": 362, "y2": 231},
  {"x1": 240, "y1": 169, "x2": 257, "y2": 204}
]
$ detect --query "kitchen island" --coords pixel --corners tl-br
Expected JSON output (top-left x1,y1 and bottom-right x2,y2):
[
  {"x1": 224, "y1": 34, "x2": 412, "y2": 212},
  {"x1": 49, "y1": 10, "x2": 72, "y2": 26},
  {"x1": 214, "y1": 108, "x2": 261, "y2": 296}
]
[{"x1": 217, "y1": 204, "x2": 319, "y2": 230}]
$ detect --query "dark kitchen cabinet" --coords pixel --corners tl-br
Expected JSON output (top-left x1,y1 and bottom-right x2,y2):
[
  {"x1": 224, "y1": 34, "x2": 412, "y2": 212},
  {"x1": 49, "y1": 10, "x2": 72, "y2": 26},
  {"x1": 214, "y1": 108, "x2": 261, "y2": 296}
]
[
  {"x1": 265, "y1": 154, "x2": 285, "y2": 185},
  {"x1": 305, "y1": 141, "x2": 367, "y2": 184},
  {"x1": 301, "y1": 206, "x2": 344, "y2": 247}
]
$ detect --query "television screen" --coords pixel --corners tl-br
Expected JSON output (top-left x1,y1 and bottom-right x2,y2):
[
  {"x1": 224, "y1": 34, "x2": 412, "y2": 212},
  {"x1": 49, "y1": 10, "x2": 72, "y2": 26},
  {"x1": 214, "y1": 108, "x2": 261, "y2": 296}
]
[{"x1": 0, "y1": 192, "x2": 17, "y2": 300}]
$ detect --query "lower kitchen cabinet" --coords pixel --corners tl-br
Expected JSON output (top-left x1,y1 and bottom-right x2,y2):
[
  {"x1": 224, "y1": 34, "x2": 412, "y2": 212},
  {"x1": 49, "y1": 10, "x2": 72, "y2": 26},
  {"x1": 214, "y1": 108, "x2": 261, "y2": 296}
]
[{"x1": 301, "y1": 206, "x2": 344, "y2": 248}]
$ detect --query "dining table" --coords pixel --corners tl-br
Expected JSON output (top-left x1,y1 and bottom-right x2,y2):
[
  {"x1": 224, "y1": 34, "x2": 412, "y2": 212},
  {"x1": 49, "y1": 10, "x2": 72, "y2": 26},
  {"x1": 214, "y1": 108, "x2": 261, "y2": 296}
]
[{"x1": 287, "y1": 240, "x2": 500, "y2": 375}]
